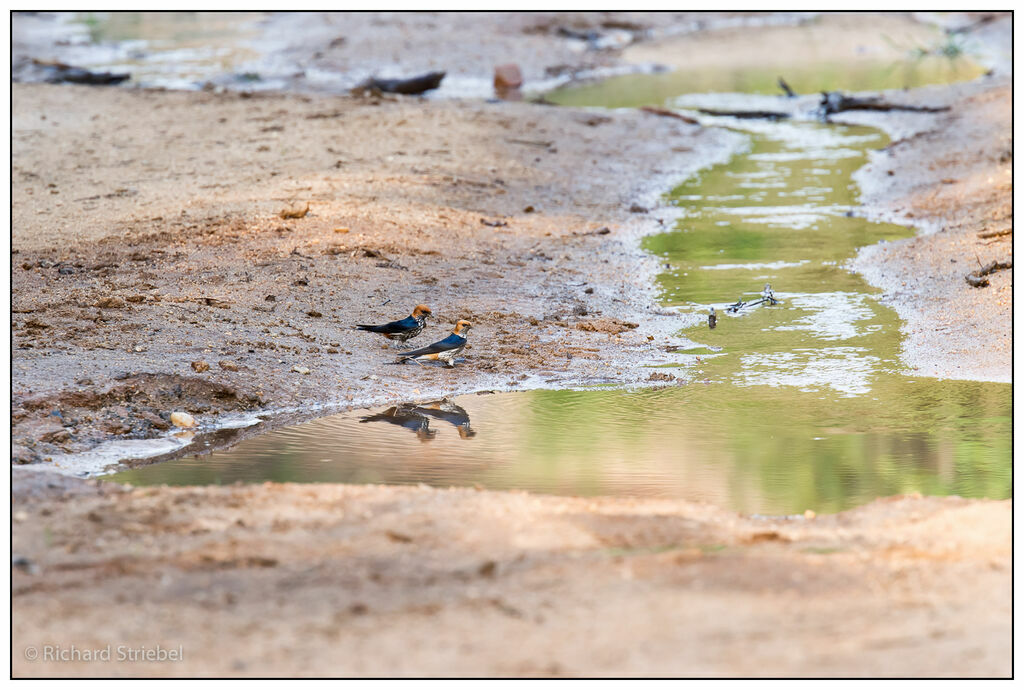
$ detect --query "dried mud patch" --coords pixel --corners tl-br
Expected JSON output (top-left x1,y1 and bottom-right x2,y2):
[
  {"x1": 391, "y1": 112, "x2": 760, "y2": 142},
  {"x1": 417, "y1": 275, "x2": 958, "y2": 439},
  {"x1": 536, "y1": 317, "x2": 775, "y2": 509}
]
[
  {"x1": 12, "y1": 83, "x2": 741, "y2": 468},
  {"x1": 13, "y1": 374, "x2": 263, "y2": 462}
]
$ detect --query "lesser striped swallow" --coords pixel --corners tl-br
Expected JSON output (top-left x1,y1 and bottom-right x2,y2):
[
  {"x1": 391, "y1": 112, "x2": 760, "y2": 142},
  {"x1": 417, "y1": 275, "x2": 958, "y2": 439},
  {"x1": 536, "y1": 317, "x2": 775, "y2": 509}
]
[
  {"x1": 355, "y1": 304, "x2": 432, "y2": 344},
  {"x1": 397, "y1": 320, "x2": 471, "y2": 367},
  {"x1": 414, "y1": 398, "x2": 476, "y2": 438},
  {"x1": 359, "y1": 404, "x2": 437, "y2": 441},
  {"x1": 359, "y1": 398, "x2": 475, "y2": 439}
]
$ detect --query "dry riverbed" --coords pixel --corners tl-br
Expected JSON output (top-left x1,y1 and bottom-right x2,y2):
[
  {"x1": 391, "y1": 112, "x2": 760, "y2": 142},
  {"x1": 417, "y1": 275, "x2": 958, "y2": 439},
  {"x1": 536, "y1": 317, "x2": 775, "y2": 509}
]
[
  {"x1": 847, "y1": 76, "x2": 1012, "y2": 382},
  {"x1": 11, "y1": 11, "x2": 1011, "y2": 678},
  {"x1": 11, "y1": 82, "x2": 741, "y2": 469},
  {"x1": 11, "y1": 476, "x2": 1010, "y2": 678}
]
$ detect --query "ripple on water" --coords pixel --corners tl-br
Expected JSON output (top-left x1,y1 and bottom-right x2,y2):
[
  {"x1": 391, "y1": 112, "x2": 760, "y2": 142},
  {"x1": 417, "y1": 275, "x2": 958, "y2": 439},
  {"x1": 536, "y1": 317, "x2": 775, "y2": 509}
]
[
  {"x1": 81, "y1": 20, "x2": 1009, "y2": 514},
  {"x1": 736, "y1": 346, "x2": 880, "y2": 397},
  {"x1": 109, "y1": 115, "x2": 1011, "y2": 515},
  {"x1": 109, "y1": 378, "x2": 1011, "y2": 516}
]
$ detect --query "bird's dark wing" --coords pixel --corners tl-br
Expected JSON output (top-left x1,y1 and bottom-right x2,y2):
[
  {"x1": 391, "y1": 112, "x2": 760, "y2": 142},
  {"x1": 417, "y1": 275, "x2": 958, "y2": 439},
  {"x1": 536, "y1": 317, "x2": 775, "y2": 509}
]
[
  {"x1": 356, "y1": 315, "x2": 417, "y2": 334},
  {"x1": 417, "y1": 405, "x2": 471, "y2": 428},
  {"x1": 398, "y1": 333, "x2": 465, "y2": 358},
  {"x1": 360, "y1": 405, "x2": 435, "y2": 430}
]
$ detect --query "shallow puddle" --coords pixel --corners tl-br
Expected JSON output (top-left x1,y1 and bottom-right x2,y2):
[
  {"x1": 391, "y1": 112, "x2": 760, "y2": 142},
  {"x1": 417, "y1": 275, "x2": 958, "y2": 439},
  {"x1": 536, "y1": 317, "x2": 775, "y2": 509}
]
[
  {"x1": 551, "y1": 51, "x2": 984, "y2": 110},
  {"x1": 550, "y1": 13, "x2": 987, "y2": 107},
  {"x1": 110, "y1": 99, "x2": 1011, "y2": 514},
  {"x1": 111, "y1": 380, "x2": 1009, "y2": 516},
  {"x1": 99, "y1": 16, "x2": 1008, "y2": 514},
  {"x1": 45, "y1": 12, "x2": 266, "y2": 89}
]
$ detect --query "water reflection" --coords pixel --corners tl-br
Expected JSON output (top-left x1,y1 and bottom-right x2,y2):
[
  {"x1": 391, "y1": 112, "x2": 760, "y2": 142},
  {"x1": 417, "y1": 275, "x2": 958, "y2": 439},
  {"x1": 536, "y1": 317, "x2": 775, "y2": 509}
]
[
  {"x1": 106, "y1": 115, "x2": 1011, "y2": 515},
  {"x1": 109, "y1": 382, "x2": 1011, "y2": 515},
  {"x1": 360, "y1": 399, "x2": 476, "y2": 441},
  {"x1": 91, "y1": 22, "x2": 1007, "y2": 514}
]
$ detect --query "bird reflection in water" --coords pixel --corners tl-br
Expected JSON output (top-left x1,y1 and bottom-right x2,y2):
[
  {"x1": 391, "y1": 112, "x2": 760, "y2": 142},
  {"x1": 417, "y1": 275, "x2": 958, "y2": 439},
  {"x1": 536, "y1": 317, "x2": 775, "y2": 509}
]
[{"x1": 359, "y1": 398, "x2": 476, "y2": 441}]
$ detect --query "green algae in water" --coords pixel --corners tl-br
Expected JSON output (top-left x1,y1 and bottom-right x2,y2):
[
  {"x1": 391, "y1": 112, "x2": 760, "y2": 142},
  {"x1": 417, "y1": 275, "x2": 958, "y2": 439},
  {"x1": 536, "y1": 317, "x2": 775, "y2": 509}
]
[
  {"x1": 546, "y1": 15, "x2": 987, "y2": 110},
  {"x1": 548, "y1": 56, "x2": 986, "y2": 109},
  {"x1": 109, "y1": 380, "x2": 1009, "y2": 516},
  {"x1": 108, "y1": 115, "x2": 1011, "y2": 514},
  {"x1": 106, "y1": 48, "x2": 1009, "y2": 514},
  {"x1": 652, "y1": 119, "x2": 915, "y2": 395}
]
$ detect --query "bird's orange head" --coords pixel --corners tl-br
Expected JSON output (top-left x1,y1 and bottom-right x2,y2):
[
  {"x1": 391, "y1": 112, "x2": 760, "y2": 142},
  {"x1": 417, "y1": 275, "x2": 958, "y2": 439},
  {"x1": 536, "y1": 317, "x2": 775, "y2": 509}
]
[
  {"x1": 453, "y1": 320, "x2": 472, "y2": 335},
  {"x1": 412, "y1": 304, "x2": 433, "y2": 318}
]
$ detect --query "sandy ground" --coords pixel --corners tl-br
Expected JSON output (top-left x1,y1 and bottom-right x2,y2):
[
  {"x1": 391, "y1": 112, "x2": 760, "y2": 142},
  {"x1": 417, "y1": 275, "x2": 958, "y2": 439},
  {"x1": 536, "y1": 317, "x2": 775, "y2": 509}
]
[
  {"x1": 11, "y1": 477, "x2": 1011, "y2": 677},
  {"x1": 10, "y1": 11, "x2": 1012, "y2": 679},
  {"x1": 11, "y1": 82, "x2": 739, "y2": 468},
  {"x1": 846, "y1": 77, "x2": 1012, "y2": 382}
]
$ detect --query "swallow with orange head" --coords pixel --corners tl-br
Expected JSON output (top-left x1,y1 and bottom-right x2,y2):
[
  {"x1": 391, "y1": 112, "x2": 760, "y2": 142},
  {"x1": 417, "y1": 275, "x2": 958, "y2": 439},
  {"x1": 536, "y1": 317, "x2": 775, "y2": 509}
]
[
  {"x1": 355, "y1": 304, "x2": 432, "y2": 345},
  {"x1": 397, "y1": 320, "x2": 472, "y2": 368}
]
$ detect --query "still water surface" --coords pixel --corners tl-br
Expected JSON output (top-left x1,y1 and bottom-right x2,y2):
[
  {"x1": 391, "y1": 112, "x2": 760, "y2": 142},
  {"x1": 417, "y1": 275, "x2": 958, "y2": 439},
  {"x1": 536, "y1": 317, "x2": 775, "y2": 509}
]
[
  {"x1": 102, "y1": 17, "x2": 1009, "y2": 514},
  {"x1": 112, "y1": 105, "x2": 1010, "y2": 514}
]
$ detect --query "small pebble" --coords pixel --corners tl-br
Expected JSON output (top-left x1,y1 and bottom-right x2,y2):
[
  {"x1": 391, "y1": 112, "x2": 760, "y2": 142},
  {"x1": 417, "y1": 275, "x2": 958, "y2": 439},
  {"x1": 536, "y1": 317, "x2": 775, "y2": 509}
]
[
  {"x1": 96, "y1": 296, "x2": 125, "y2": 309},
  {"x1": 170, "y1": 411, "x2": 197, "y2": 428},
  {"x1": 292, "y1": 366, "x2": 310, "y2": 375}
]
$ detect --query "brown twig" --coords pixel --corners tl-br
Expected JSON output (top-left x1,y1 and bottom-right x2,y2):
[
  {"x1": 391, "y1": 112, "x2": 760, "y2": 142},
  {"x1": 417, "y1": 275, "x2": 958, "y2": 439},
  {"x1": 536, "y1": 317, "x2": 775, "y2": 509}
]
[
  {"x1": 965, "y1": 259, "x2": 1012, "y2": 288},
  {"x1": 639, "y1": 106, "x2": 699, "y2": 124}
]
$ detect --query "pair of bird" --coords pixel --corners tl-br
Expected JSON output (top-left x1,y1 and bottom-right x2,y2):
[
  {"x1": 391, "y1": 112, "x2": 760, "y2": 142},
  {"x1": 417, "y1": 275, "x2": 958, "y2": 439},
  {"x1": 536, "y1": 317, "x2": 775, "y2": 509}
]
[{"x1": 355, "y1": 304, "x2": 471, "y2": 367}]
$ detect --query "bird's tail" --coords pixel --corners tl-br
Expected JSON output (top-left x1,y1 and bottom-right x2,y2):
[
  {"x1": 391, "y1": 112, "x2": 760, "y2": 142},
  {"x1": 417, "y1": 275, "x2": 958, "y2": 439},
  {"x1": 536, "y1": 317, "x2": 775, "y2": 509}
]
[{"x1": 355, "y1": 324, "x2": 384, "y2": 333}]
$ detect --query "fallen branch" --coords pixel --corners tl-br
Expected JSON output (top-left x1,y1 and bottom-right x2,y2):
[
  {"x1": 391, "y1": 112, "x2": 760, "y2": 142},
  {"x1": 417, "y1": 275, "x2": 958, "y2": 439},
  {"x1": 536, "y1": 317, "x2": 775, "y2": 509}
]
[
  {"x1": 17, "y1": 58, "x2": 130, "y2": 86},
  {"x1": 697, "y1": 108, "x2": 790, "y2": 120},
  {"x1": 639, "y1": 106, "x2": 699, "y2": 124},
  {"x1": 965, "y1": 259, "x2": 1012, "y2": 288},
  {"x1": 727, "y1": 284, "x2": 779, "y2": 312},
  {"x1": 819, "y1": 91, "x2": 950, "y2": 117},
  {"x1": 352, "y1": 71, "x2": 445, "y2": 95},
  {"x1": 977, "y1": 227, "x2": 1012, "y2": 239},
  {"x1": 506, "y1": 138, "x2": 554, "y2": 148}
]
